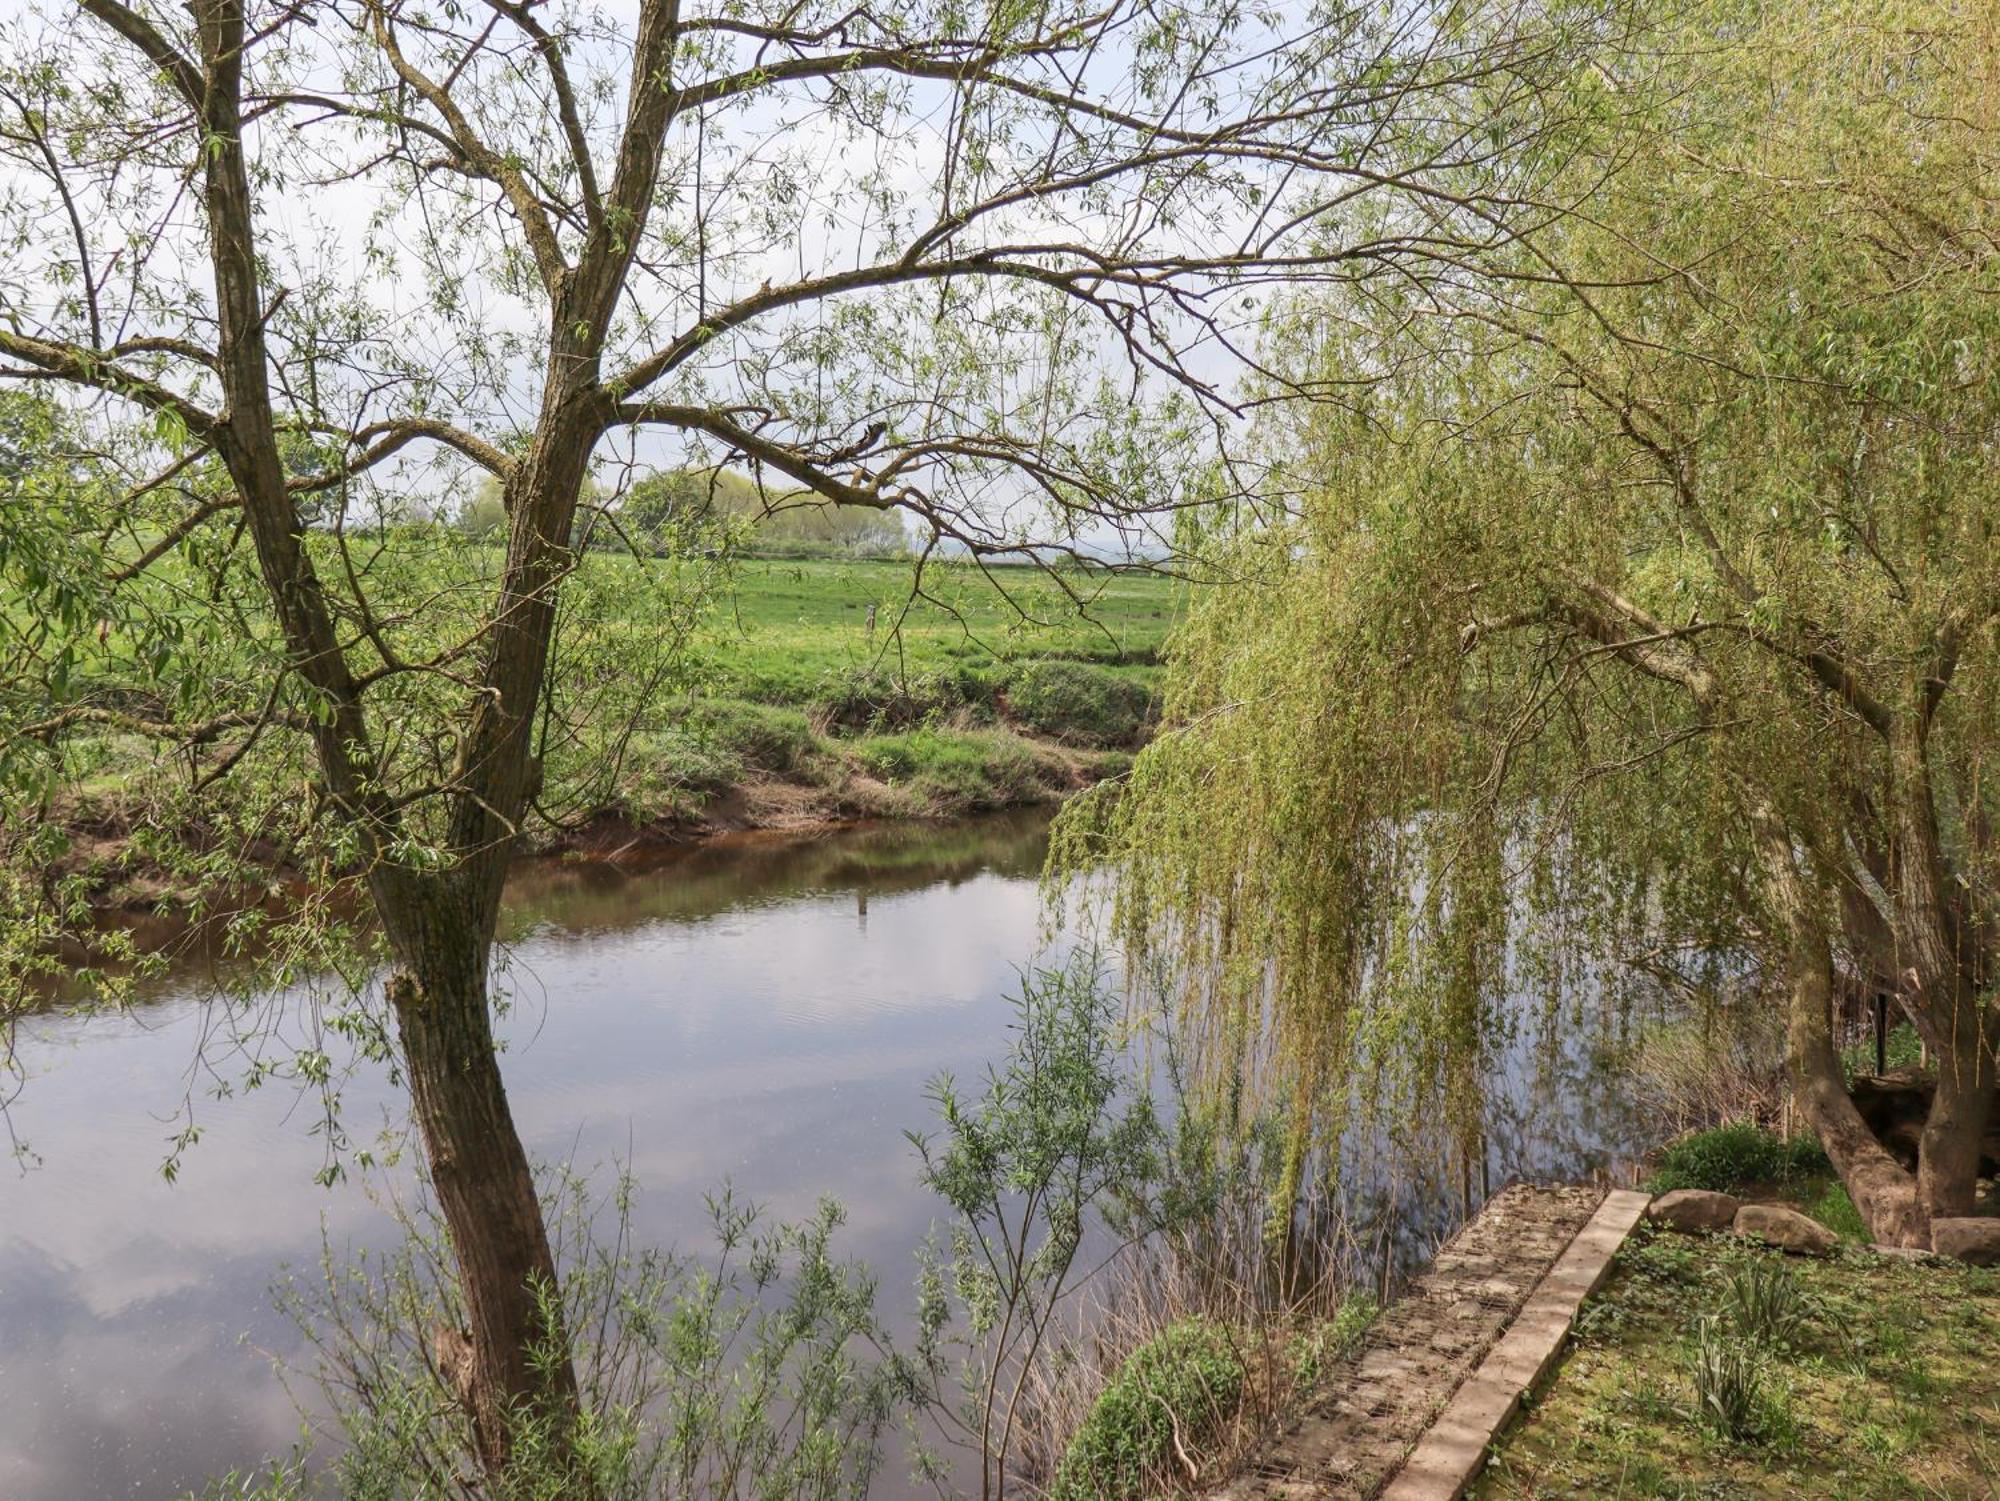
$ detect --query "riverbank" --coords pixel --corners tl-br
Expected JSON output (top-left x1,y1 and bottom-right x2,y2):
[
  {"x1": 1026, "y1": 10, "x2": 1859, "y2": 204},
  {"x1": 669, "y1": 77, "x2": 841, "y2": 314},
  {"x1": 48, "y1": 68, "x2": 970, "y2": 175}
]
[
  {"x1": 14, "y1": 553, "x2": 1175, "y2": 913},
  {"x1": 27, "y1": 713, "x2": 1127, "y2": 914},
  {"x1": 517, "y1": 707, "x2": 1128, "y2": 863}
]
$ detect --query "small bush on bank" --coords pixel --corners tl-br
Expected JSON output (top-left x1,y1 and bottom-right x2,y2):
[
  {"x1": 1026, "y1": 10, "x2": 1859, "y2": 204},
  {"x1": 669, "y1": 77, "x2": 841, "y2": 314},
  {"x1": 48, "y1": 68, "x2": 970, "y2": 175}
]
[
  {"x1": 613, "y1": 726, "x2": 744, "y2": 816},
  {"x1": 857, "y1": 727, "x2": 1055, "y2": 811},
  {"x1": 601, "y1": 705, "x2": 825, "y2": 823},
  {"x1": 1646, "y1": 1123, "x2": 1830, "y2": 1193},
  {"x1": 1007, "y1": 659, "x2": 1155, "y2": 747},
  {"x1": 681, "y1": 699, "x2": 822, "y2": 774},
  {"x1": 1044, "y1": 1319, "x2": 1247, "y2": 1501},
  {"x1": 810, "y1": 664, "x2": 999, "y2": 733}
]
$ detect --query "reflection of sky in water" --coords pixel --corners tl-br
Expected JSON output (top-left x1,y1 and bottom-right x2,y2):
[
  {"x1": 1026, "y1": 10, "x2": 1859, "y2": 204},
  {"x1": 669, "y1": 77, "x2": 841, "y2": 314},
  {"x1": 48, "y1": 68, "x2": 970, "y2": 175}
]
[
  {"x1": 1, "y1": 808, "x2": 1657, "y2": 1498},
  {"x1": 2, "y1": 813, "x2": 1058, "y2": 1500}
]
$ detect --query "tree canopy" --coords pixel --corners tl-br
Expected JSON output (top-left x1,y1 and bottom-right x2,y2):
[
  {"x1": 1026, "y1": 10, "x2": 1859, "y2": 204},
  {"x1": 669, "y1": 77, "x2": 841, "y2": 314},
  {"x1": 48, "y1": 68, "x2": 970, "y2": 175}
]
[
  {"x1": 1056, "y1": 0, "x2": 2000, "y2": 1245},
  {"x1": 0, "y1": 0, "x2": 1605, "y2": 1474}
]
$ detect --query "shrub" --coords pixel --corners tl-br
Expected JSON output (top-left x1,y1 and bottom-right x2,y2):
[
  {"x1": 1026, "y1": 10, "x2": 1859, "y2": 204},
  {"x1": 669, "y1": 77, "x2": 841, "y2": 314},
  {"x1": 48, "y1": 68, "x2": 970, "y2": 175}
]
[
  {"x1": 227, "y1": 1175, "x2": 899, "y2": 1501},
  {"x1": 811, "y1": 665, "x2": 993, "y2": 733},
  {"x1": 609, "y1": 703, "x2": 823, "y2": 819},
  {"x1": 1044, "y1": 1319, "x2": 1247, "y2": 1501},
  {"x1": 1006, "y1": 660, "x2": 1155, "y2": 747},
  {"x1": 682, "y1": 699, "x2": 820, "y2": 774},
  {"x1": 615, "y1": 725, "x2": 743, "y2": 814},
  {"x1": 1646, "y1": 1124, "x2": 1830, "y2": 1193},
  {"x1": 856, "y1": 728, "x2": 1053, "y2": 811}
]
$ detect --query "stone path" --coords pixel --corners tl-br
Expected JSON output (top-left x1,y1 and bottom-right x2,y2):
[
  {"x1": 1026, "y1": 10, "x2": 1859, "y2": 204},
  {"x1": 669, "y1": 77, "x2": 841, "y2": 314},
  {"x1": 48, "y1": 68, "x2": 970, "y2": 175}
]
[
  {"x1": 1380, "y1": 1189, "x2": 1651, "y2": 1500},
  {"x1": 1211, "y1": 1184, "x2": 1608, "y2": 1501}
]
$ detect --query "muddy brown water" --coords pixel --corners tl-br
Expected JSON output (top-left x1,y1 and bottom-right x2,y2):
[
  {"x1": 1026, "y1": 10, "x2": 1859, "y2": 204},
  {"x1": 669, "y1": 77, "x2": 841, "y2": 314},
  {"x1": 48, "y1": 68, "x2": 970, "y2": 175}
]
[{"x1": 0, "y1": 808, "x2": 1650, "y2": 1498}]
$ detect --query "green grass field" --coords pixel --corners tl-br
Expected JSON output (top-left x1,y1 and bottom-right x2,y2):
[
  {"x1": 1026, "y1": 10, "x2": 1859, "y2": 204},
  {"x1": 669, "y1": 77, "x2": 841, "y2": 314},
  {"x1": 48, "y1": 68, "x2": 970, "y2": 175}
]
[
  {"x1": 581, "y1": 553, "x2": 1181, "y2": 830},
  {"x1": 1474, "y1": 1227, "x2": 2000, "y2": 1498},
  {"x1": 699, "y1": 554, "x2": 1177, "y2": 702}
]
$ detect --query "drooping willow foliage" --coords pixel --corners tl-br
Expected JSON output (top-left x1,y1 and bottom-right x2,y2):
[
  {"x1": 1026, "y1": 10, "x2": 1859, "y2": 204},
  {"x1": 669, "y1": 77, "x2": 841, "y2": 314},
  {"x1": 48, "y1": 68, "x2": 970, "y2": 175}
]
[{"x1": 1052, "y1": 0, "x2": 2000, "y2": 1222}]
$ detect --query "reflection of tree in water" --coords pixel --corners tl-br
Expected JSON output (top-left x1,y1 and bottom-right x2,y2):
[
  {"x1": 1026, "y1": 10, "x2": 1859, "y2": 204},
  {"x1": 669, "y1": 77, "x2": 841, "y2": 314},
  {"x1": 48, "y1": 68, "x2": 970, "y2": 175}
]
[
  {"x1": 500, "y1": 807, "x2": 1054, "y2": 938},
  {"x1": 46, "y1": 809, "x2": 1056, "y2": 1015},
  {"x1": 1301, "y1": 970, "x2": 1673, "y2": 1295}
]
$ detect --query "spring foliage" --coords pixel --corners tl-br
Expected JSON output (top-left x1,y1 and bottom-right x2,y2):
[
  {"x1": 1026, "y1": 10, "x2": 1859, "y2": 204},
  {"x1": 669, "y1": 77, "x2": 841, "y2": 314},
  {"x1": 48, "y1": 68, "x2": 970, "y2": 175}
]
[
  {"x1": 1043, "y1": 1319, "x2": 1246, "y2": 1501},
  {"x1": 1052, "y1": 0, "x2": 2000, "y2": 1222}
]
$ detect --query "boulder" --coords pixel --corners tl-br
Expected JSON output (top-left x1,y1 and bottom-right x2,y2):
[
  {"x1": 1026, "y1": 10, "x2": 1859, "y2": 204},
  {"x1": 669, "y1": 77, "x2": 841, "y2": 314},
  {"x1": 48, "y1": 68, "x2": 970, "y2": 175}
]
[
  {"x1": 1732, "y1": 1203, "x2": 1839, "y2": 1255},
  {"x1": 1930, "y1": 1217, "x2": 2000, "y2": 1266},
  {"x1": 1647, "y1": 1189, "x2": 1741, "y2": 1233}
]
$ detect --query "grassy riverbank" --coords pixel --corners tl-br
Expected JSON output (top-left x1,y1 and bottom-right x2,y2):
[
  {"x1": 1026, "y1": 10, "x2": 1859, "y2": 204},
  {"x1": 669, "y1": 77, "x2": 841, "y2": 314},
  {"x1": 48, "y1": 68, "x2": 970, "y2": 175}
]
[
  {"x1": 24, "y1": 554, "x2": 1180, "y2": 906},
  {"x1": 1474, "y1": 1225, "x2": 2000, "y2": 1498},
  {"x1": 558, "y1": 554, "x2": 1173, "y2": 842}
]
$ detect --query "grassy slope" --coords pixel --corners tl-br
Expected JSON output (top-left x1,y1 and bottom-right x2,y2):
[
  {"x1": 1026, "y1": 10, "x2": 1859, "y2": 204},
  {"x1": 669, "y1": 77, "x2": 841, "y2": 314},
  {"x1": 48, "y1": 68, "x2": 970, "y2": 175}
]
[
  {"x1": 574, "y1": 554, "x2": 1178, "y2": 836},
  {"x1": 1474, "y1": 1226, "x2": 2000, "y2": 1498},
  {"x1": 34, "y1": 553, "x2": 1182, "y2": 898}
]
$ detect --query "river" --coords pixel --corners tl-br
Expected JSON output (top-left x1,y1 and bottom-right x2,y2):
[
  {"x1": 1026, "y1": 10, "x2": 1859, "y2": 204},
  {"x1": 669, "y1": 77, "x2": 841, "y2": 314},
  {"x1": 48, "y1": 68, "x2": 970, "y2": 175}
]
[{"x1": 0, "y1": 808, "x2": 1649, "y2": 1498}]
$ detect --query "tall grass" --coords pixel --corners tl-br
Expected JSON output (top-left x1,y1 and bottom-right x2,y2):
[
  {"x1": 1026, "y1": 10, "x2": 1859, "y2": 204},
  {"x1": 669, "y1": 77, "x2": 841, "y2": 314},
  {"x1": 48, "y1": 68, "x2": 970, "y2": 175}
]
[
  {"x1": 1621, "y1": 1002, "x2": 1789, "y2": 1137},
  {"x1": 1690, "y1": 1314, "x2": 1767, "y2": 1441},
  {"x1": 988, "y1": 1020, "x2": 1371, "y2": 1499}
]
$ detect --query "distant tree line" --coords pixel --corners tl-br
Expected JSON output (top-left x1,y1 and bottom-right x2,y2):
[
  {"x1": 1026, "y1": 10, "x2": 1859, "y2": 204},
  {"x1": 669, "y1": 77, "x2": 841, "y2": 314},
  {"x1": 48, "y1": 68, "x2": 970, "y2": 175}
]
[{"x1": 452, "y1": 469, "x2": 909, "y2": 558}]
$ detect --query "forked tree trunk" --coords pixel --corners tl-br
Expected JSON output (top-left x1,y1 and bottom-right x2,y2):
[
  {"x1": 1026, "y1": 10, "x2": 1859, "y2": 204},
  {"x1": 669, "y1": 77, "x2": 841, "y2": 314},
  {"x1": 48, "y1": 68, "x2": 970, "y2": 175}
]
[
  {"x1": 145, "y1": 1, "x2": 644, "y2": 1485},
  {"x1": 378, "y1": 879, "x2": 583, "y2": 1478},
  {"x1": 1754, "y1": 801, "x2": 1922, "y2": 1244},
  {"x1": 1785, "y1": 931, "x2": 1997, "y2": 1247},
  {"x1": 1780, "y1": 938, "x2": 1923, "y2": 1246},
  {"x1": 1777, "y1": 907, "x2": 1994, "y2": 1247},
  {"x1": 1884, "y1": 728, "x2": 1996, "y2": 1233},
  {"x1": 193, "y1": 11, "x2": 589, "y2": 1452}
]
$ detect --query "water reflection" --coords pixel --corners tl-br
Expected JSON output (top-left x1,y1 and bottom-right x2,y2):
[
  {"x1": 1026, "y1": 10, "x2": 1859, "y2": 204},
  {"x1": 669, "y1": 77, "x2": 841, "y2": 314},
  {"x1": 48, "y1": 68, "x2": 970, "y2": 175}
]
[
  {"x1": 0, "y1": 806, "x2": 1656, "y2": 1499},
  {"x1": 1, "y1": 811, "x2": 1055, "y2": 1500}
]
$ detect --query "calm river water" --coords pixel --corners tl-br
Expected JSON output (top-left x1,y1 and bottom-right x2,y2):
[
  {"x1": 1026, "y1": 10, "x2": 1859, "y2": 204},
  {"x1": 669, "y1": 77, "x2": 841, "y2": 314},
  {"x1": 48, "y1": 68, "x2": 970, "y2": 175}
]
[{"x1": 0, "y1": 808, "x2": 1648, "y2": 1498}]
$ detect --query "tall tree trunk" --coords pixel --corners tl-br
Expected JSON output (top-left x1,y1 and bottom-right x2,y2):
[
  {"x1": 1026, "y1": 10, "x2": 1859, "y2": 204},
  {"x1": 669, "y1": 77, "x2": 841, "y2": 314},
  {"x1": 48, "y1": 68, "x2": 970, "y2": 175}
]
[
  {"x1": 1916, "y1": 1003, "x2": 1993, "y2": 1225},
  {"x1": 1885, "y1": 726, "x2": 1993, "y2": 1239},
  {"x1": 161, "y1": 2, "x2": 622, "y2": 1483},
  {"x1": 379, "y1": 877, "x2": 582, "y2": 1478},
  {"x1": 1782, "y1": 939, "x2": 1923, "y2": 1246}
]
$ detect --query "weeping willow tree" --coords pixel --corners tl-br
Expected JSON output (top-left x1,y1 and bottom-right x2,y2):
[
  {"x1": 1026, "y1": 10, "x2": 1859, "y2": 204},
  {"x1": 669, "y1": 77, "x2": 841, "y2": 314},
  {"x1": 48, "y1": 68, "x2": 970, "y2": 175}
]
[{"x1": 1055, "y1": 0, "x2": 2000, "y2": 1250}]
